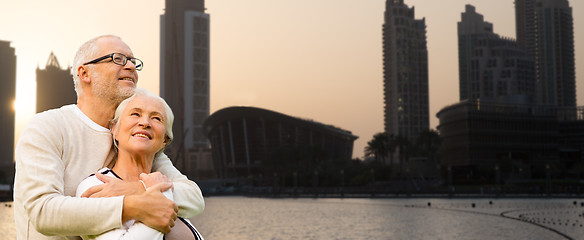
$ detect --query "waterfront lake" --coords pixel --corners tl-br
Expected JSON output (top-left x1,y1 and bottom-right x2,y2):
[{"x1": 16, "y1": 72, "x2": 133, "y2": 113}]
[{"x1": 3, "y1": 197, "x2": 584, "y2": 239}]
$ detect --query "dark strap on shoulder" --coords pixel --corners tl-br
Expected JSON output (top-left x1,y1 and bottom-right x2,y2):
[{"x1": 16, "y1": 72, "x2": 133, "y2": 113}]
[
  {"x1": 178, "y1": 217, "x2": 202, "y2": 240},
  {"x1": 88, "y1": 168, "x2": 123, "y2": 180}
]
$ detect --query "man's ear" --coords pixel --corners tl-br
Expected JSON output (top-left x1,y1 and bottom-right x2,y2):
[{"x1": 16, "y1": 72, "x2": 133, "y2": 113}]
[{"x1": 77, "y1": 65, "x2": 91, "y2": 84}]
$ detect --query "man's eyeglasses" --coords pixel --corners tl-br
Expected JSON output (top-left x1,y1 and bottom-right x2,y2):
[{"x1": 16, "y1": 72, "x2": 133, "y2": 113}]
[{"x1": 83, "y1": 53, "x2": 143, "y2": 71}]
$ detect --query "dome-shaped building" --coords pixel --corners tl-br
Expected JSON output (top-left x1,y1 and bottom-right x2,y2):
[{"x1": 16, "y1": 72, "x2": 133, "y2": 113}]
[{"x1": 203, "y1": 106, "x2": 358, "y2": 185}]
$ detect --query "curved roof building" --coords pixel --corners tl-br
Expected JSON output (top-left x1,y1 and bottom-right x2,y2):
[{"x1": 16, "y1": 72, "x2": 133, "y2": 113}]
[{"x1": 203, "y1": 106, "x2": 358, "y2": 180}]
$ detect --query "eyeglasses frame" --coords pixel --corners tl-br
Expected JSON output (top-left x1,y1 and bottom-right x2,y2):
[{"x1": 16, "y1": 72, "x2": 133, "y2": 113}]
[{"x1": 83, "y1": 53, "x2": 143, "y2": 71}]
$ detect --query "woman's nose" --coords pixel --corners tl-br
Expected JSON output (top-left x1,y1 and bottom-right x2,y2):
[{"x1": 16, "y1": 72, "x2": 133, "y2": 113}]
[{"x1": 138, "y1": 119, "x2": 150, "y2": 128}]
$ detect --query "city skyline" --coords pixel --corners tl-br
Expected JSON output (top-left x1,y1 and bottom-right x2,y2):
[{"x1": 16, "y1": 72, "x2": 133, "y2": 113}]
[{"x1": 3, "y1": 0, "x2": 584, "y2": 159}]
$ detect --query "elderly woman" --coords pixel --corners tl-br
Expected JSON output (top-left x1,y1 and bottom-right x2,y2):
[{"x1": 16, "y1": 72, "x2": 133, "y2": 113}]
[{"x1": 76, "y1": 88, "x2": 203, "y2": 240}]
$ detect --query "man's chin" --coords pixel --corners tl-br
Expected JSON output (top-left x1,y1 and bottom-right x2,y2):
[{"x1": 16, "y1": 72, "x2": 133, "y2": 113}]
[
  {"x1": 112, "y1": 87, "x2": 136, "y2": 105},
  {"x1": 121, "y1": 87, "x2": 136, "y2": 98}
]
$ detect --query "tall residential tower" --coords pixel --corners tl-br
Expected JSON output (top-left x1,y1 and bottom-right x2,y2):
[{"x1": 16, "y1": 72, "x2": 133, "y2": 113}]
[
  {"x1": 382, "y1": 0, "x2": 429, "y2": 143},
  {"x1": 161, "y1": 0, "x2": 211, "y2": 177},
  {"x1": 516, "y1": 0, "x2": 575, "y2": 107},
  {"x1": 458, "y1": 5, "x2": 535, "y2": 104}
]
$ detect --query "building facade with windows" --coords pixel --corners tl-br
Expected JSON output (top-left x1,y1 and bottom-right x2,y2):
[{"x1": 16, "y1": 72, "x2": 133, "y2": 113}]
[
  {"x1": 437, "y1": 101, "x2": 560, "y2": 180},
  {"x1": 458, "y1": 5, "x2": 535, "y2": 105},
  {"x1": 516, "y1": 0, "x2": 575, "y2": 107},
  {"x1": 160, "y1": 0, "x2": 211, "y2": 178},
  {"x1": 382, "y1": 0, "x2": 429, "y2": 143},
  {"x1": 437, "y1": 1, "x2": 582, "y2": 183}
]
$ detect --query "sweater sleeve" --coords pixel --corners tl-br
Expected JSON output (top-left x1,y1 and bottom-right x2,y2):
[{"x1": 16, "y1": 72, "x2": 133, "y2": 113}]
[
  {"x1": 76, "y1": 177, "x2": 166, "y2": 240},
  {"x1": 15, "y1": 114, "x2": 124, "y2": 236},
  {"x1": 152, "y1": 153, "x2": 205, "y2": 218}
]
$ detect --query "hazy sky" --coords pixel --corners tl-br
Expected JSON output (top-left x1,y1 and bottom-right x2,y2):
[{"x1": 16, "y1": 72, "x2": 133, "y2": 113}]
[{"x1": 3, "y1": 0, "x2": 584, "y2": 159}]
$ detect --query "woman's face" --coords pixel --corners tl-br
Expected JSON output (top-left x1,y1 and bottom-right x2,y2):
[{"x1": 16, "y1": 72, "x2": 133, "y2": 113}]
[{"x1": 114, "y1": 95, "x2": 167, "y2": 156}]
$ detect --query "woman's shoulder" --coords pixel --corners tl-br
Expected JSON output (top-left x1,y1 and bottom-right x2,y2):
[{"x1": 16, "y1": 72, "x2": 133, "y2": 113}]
[{"x1": 75, "y1": 167, "x2": 112, "y2": 197}]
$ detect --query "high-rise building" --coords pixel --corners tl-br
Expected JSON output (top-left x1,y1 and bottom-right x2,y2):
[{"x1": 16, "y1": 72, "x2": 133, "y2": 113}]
[
  {"x1": 382, "y1": 0, "x2": 429, "y2": 143},
  {"x1": 458, "y1": 5, "x2": 535, "y2": 104},
  {"x1": 515, "y1": 0, "x2": 536, "y2": 56},
  {"x1": 516, "y1": 0, "x2": 575, "y2": 107},
  {"x1": 0, "y1": 40, "x2": 16, "y2": 184},
  {"x1": 161, "y1": 0, "x2": 211, "y2": 177},
  {"x1": 36, "y1": 52, "x2": 75, "y2": 113}
]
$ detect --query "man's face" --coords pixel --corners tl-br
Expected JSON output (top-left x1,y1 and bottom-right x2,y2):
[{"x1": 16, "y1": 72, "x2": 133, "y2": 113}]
[{"x1": 89, "y1": 37, "x2": 139, "y2": 105}]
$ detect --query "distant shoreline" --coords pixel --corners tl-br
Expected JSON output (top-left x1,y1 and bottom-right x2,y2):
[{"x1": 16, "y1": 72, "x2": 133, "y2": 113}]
[{"x1": 204, "y1": 192, "x2": 584, "y2": 200}]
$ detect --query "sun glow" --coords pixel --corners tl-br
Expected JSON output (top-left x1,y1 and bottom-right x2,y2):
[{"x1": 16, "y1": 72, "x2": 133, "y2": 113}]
[{"x1": 14, "y1": 71, "x2": 37, "y2": 147}]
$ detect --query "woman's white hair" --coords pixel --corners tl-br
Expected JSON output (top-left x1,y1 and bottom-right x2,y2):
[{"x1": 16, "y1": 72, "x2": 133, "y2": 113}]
[
  {"x1": 71, "y1": 35, "x2": 122, "y2": 97},
  {"x1": 111, "y1": 88, "x2": 174, "y2": 155}
]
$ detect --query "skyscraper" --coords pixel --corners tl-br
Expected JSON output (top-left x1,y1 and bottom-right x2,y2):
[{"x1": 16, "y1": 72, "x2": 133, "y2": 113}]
[
  {"x1": 458, "y1": 5, "x2": 535, "y2": 104},
  {"x1": 515, "y1": 0, "x2": 536, "y2": 56},
  {"x1": 0, "y1": 40, "x2": 16, "y2": 184},
  {"x1": 36, "y1": 52, "x2": 75, "y2": 113},
  {"x1": 382, "y1": 0, "x2": 429, "y2": 143},
  {"x1": 161, "y1": 0, "x2": 211, "y2": 177},
  {"x1": 516, "y1": 0, "x2": 575, "y2": 107}
]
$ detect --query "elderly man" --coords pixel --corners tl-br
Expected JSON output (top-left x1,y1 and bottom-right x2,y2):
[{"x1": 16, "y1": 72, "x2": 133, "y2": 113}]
[{"x1": 14, "y1": 35, "x2": 204, "y2": 240}]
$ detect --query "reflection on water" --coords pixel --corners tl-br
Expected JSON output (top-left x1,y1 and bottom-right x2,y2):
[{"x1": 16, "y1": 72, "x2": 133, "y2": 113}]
[
  {"x1": 4, "y1": 198, "x2": 584, "y2": 239},
  {"x1": 190, "y1": 197, "x2": 582, "y2": 240}
]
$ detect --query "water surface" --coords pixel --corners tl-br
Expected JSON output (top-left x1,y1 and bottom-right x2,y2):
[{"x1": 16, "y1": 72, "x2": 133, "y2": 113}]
[{"x1": 4, "y1": 197, "x2": 584, "y2": 239}]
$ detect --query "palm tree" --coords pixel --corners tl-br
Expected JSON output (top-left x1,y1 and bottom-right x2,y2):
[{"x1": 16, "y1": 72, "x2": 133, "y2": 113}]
[{"x1": 364, "y1": 132, "x2": 389, "y2": 164}]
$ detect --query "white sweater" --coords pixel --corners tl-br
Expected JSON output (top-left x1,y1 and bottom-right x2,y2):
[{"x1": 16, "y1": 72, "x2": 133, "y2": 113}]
[{"x1": 14, "y1": 105, "x2": 205, "y2": 240}]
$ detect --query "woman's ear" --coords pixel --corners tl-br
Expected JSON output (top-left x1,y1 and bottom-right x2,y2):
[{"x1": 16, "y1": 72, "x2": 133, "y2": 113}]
[{"x1": 111, "y1": 122, "x2": 118, "y2": 141}]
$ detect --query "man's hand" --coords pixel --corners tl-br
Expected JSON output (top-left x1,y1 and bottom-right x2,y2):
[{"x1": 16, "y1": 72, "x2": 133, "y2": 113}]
[
  {"x1": 123, "y1": 182, "x2": 178, "y2": 233},
  {"x1": 81, "y1": 172, "x2": 145, "y2": 198},
  {"x1": 140, "y1": 172, "x2": 172, "y2": 189}
]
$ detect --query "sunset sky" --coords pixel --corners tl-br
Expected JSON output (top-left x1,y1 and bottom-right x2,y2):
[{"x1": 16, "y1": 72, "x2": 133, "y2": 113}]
[{"x1": 2, "y1": 0, "x2": 584, "y2": 159}]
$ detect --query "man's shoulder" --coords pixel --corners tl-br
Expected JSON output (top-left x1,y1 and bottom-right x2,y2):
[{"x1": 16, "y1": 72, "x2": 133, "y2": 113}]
[
  {"x1": 30, "y1": 105, "x2": 77, "y2": 123},
  {"x1": 18, "y1": 105, "x2": 80, "y2": 145}
]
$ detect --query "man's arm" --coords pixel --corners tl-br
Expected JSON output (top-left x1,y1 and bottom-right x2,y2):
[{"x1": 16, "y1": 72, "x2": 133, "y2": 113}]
[
  {"x1": 76, "y1": 178, "x2": 173, "y2": 240},
  {"x1": 121, "y1": 184, "x2": 178, "y2": 233},
  {"x1": 152, "y1": 152, "x2": 205, "y2": 218},
  {"x1": 14, "y1": 115, "x2": 122, "y2": 236},
  {"x1": 83, "y1": 154, "x2": 205, "y2": 219},
  {"x1": 77, "y1": 172, "x2": 178, "y2": 234}
]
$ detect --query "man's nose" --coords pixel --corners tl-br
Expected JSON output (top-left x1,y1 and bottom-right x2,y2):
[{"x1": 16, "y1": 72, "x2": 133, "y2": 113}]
[{"x1": 123, "y1": 60, "x2": 137, "y2": 71}]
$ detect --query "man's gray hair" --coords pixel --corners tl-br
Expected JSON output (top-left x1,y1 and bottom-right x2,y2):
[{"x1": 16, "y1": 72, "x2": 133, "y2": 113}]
[{"x1": 71, "y1": 35, "x2": 122, "y2": 97}]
